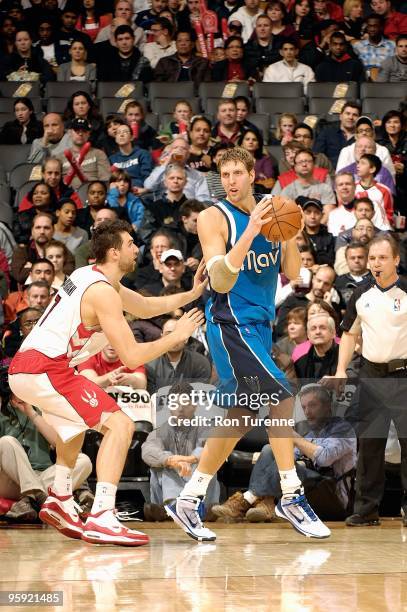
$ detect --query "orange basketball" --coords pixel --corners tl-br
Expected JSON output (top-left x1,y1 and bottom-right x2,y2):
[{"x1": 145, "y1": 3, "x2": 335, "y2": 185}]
[{"x1": 260, "y1": 195, "x2": 302, "y2": 243}]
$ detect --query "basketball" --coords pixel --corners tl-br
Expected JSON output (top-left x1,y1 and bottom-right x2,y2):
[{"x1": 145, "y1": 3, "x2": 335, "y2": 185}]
[{"x1": 260, "y1": 195, "x2": 302, "y2": 243}]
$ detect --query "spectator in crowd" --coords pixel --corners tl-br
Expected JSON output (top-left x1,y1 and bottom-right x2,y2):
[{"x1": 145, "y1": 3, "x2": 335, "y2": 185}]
[
  {"x1": 57, "y1": 40, "x2": 97, "y2": 94},
  {"x1": 314, "y1": 101, "x2": 361, "y2": 167},
  {"x1": 78, "y1": 344, "x2": 147, "y2": 389},
  {"x1": 75, "y1": 0, "x2": 112, "y2": 42},
  {"x1": 334, "y1": 200, "x2": 376, "y2": 252},
  {"x1": 53, "y1": 199, "x2": 88, "y2": 254},
  {"x1": 228, "y1": 0, "x2": 263, "y2": 43},
  {"x1": 145, "y1": 317, "x2": 211, "y2": 392},
  {"x1": 293, "y1": 313, "x2": 339, "y2": 379},
  {"x1": 0, "y1": 97, "x2": 43, "y2": 145},
  {"x1": 14, "y1": 182, "x2": 57, "y2": 245},
  {"x1": 277, "y1": 140, "x2": 330, "y2": 186},
  {"x1": 290, "y1": 0, "x2": 315, "y2": 42},
  {"x1": 3, "y1": 306, "x2": 44, "y2": 358},
  {"x1": 234, "y1": 97, "x2": 261, "y2": 135},
  {"x1": 74, "y1": 207, "x2": 119, "y2": 269},
  {"x1": 174, "y1": 199, "x2": 205, "y2": 270},
  {"x1": 142, "y1": 381, "x2": 219, "y2": 521},
  {"x1": 352, "y1": 14, "x2": 395, "y2": 79},
  {"x1": 0, "y1": 28, "x2": 55, "y2": 83},
  {"x1": 377, "y1": 34, "x2": 407, "y2": 82},
  {"x1": 96, "y1": 24, "x2": 152, "y2": 82},
  {"x1": 299, "y1": 197, "x2": 335, "y2": 266},
  {"x1": 340, "y1": 0, "x2": 364, "y2": 42},
  {"x1": 159, "y1": 99, "x2": 193, "y2": 143},
  {"x1": 377, "y1": 109, "x2": 407, "y2": 213},
  {"x1": 276, "y1": 264, "x2": 340, "y2": 337},
  {"x1": 75, "y1": 181, "x2": 108, "y2": 236},
  {"x1": 355, "y1": 154, "x2": 393, "y2": 228},
  {"x1": 62, "y1": 91, "x2": 104, "y2": 148},
  {"x1": 267, "y1": 1, "x2": 297, "y2": 40},
  {"x1": 370, "y1": 0, "x2": 407, "y2": 40},
  {"x1": 44, "y1": 239, "x2": 70, "y2": 290},
  {"x1": 335, "y1": 242, "x2": 371, "y2": 306},
  {"x1": 3, "y1": 277, "x2": 50, "y2": 328},
  {"x1": 314, "y1": 0, "x2": 343, "y2": 21},
  {"x1": 315, "y1": 31, "x2": 365, "y2": 82},
  {"x1": 57, "y1": 5, "x2": 92, "y2": 50},
  {"x1": 212, "y1": 98, "x2": 243, "y2": 145},
  {"x1": 211, "y1": 384, "x2": 356, "y2": 522},
  {"x1": 293, "y1": 124, "x2": 333, "y2": 174},
  {"x1": 143, "y1": 248, "x2": 192, "y2": 296},
  {"x1": 337, "y1": 116, "x2": 395, "y2": 178},
  {"x1": 275, "y1": 306, "x2": 308, "y2": 359},
  {"x1": 123, "y1": 101, "x2": 160, "y2": 152},
  {"x1": 0, "y1": 392, "x2": 92, "y2": 522},
  {"x1": 328, "y1": 173, "x2": 358, "y2": 236},
  {"x1": 33, "y1": 17, "x2": 70, "y2": 69},
  {"x1": 154, "y1": 30, "x2": 210, "y2": 92},
  {"x1": 136, "y1": 0, "x2": 167, "y2": 29},
  {"x1": 28, "y1": 113, "x2": 72, "y2": 164},
  {"x1": 270, "y1": 112, "x2": 298, "y2": 146},
  {"x1": 188, "y1": 117, "x2": 212, "y2": 173},
  {"x1": 110, "y1": 123, "x2": 153, "y2": 190},
  {"x1": 144, "y1": 137, "x2": 210, "y2": 200},
  {"x1": 205, "y1": 142, "x2": 234, "y2": 201},
  {"x1": 0, "y1": 15, "x2": 17, "y2": 56},
  {"x1": 57, "y1": 118, "x2": 111, "y2": 189},
  {"x1": 95, "y1": 0, "x2": 145, "y2": 50},
  {"x1": 143, "y1": 17, "x2": 176, "y2": 68},
  {"x1": 212, "y1": 36, "x2": 248, "y2": 81},
  {"x1": 107, "y1": 170, "x2": 145, "y2": 231},
  {"x1": 25, "y1": 258, "x2": 55, "y2": 287},
  {"x1": 274, "y1": 149, "x2": 336, "y2": 222},
  {"x1": 132, "y1": 228, "x2": 175, "y2": 290},
  {"x1": 244, "y1": 14, "x2": 280, "y2": 81},
  {"x1": 239, "y1": 129, "x2": 275, "y2": 190},
  {"x1": 334, "y1": 218, "x2": 375, "y2": 274},
  {"x1": 263, "y1": 39, "x2": 315, "y2": 93}
]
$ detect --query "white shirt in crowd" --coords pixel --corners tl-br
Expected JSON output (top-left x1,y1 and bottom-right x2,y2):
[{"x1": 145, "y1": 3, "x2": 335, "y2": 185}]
[
  {"x1": 263, "y1": 59, "x2": 315, "y2": 93},
  {"x1": 228, "y1": 7, "x2": 263, "y2": 43},
  {"x1": 143, "y1": 41, "x2": 177, "y2": 68},
  {"x1": 327, "y1": 206, "x2": 357, "y2": 237},
  {"x1": 336, "y1": 142, "x2": 395, "y2": 177}
]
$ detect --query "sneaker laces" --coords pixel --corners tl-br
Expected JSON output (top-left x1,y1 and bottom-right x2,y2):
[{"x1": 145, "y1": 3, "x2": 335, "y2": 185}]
[{"x1": 284, "y1": 494, "x2": 318, "y2": 522}]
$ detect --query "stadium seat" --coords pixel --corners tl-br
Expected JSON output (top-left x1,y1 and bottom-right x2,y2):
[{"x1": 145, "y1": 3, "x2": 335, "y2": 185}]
[
  {"x1": 0, "y1": 98, "x2": 42, "y2": 114},
  {"x1": 252, "y1": 82, "x2": 304, "y2": 99},
  {"x1": 148, "y1": 81, "x2": 195, "y2": 100},
  {"x1": 46, "y1": 97, "x2": 68, "y2": 114},
  {"x1": 14, "y1": 180, "x2": 37, "y2": 207},
  {"x1": 308, "y1": 98, "x2": 345, "y2": 116},
  {"x1": 307, "y1": 82, "x2": 359, "y2": 100},
  {"x1": 96, "y1": 81, "x2": 144, "y2": 99},
  {"x1": 144, "y1": 112, "x2": 158, "y2": 131},
  {"x1": 0, "y1": 199, "x2": 12, "y2": 226},
  {"x1": 267, "y1": 145, "x2": 283, "y2": 165},
  {"x1": 0, "y1": 81, "x2": 41, "y2": 98},
  {"x1": 256, "y1": 98, "x2": 305, "y2": 115},
  {"x1": 198, "y1": 82, "x2": 250, "y2": 103},
  {"x1": 0, "y1": 145, "x2": 32, "y2": 176},
  {"x1": 362, "y1": 98, "x2": 401, "y2": 118},
  {"x1": 150, "y1": 97, "x2": 200, "y2": 115},
  {"x1": 9, "y1": 163, "x2": 41, "y2": 191},
  {"x1": 44, "y1": 82, "x2": 92, "y2": 98},
  {"x1": 99, "y1": 97, "x2": 147, "y2": 118},
  {"x1": 360, "y1": 83, "x2": 407, "y2": 99},
  {"x1": 246, "y1": 113, "x2": 270, "y2": 143}
]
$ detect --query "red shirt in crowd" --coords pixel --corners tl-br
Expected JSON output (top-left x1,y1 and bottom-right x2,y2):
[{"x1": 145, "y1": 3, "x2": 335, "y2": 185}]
[{"x1": 78, "y1": 352, "x2": 146, "y2": 377}]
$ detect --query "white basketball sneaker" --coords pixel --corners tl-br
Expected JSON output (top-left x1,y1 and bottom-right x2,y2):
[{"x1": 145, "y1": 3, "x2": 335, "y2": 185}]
[
  {"x1": 165, "y1": 496, "x2": 216, "y2": 542},
  {"x1": 39, "y1": 488, "x2": 83, "y2": 539},
  {"x1": 82, "y1": 509, "x2": 149, "y2": 546},
  {"x1": 275, "y1": 490, "x2": 331, "y2": 539}
]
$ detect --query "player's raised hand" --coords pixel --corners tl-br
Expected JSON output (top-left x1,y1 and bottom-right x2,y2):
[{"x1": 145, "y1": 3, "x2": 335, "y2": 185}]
[
  {"x1": 191, "y1": 259, "x2": 209, "y2": 298},
  {"x1": 175, "y1": 308, "x2": 205, "y2": 340},
  {"x1": 247, "y1": 197, "x2": 274, "y2": 236}
]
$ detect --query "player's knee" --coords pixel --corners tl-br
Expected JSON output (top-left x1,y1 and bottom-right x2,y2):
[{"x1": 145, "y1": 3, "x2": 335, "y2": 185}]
[{"x1": 107, "y1": 410, "x2": 135, "y2": 443}]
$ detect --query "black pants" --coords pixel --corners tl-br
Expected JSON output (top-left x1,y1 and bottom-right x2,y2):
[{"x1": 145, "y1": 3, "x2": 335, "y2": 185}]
[{"x1": 353, "y1": 362, "x2": 407, "y2": 516}]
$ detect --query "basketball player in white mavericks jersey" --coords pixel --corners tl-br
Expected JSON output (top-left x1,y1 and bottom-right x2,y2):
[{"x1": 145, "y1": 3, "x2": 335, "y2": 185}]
[{"x1": 8, "y1": 220, "x2": 207, "y2": 546}]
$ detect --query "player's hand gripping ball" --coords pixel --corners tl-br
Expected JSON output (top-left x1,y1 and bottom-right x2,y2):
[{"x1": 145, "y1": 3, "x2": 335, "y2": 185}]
[{"x1": 260, "y1": 195, "x2": 303, "y2": 242}]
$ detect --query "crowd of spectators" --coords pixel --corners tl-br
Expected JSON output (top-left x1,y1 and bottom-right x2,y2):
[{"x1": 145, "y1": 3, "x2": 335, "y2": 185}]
[{"x1": 0, "y1": 0, "x2": 406, "y2": 525}]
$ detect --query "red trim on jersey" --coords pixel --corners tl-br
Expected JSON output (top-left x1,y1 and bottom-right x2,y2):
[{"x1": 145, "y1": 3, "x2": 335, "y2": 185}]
[{"x1": 9, "y1": 349, "x2": 119, "y2": 427}]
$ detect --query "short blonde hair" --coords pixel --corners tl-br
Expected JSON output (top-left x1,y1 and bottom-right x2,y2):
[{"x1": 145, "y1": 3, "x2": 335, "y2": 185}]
[
  {"x1": 217, "y1": 146, "x2": 254, "y2": 173},
  {"x1": 343, "y1": 0, "x2": 362, "y2": 18}
]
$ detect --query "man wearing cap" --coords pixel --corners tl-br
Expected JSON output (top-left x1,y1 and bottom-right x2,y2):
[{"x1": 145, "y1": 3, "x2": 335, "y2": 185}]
[
  {"x1": 336, "y1": 117, "x2": 395, "y2": 178},
  {"x1": 57, "y1": 119, "x2": 111, "y2": 190},
  {"x1": 143, "y1": 249, "x2": 192, "y2": 296},
  {"x1": 300, "y1": 197, "x2": 335, "y2": 266}
]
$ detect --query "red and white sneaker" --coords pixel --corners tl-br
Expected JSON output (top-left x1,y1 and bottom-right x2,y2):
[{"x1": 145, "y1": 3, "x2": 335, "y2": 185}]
[
  {"x1": 81, "y1": 509, "x2": 149, "y2": 546},
  {"x1": 39, "y1": 488, "x2": 83, "y2": 540}
]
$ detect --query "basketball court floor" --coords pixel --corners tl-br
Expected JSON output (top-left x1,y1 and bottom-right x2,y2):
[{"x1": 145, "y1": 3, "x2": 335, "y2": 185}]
[{"x1": 1, "y1": 521, "x2": 406, "y2": 611}]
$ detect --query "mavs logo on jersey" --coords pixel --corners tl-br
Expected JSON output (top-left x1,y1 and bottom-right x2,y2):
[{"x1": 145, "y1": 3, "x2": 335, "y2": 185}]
[{"x1": 206, "y1": 198, "x2": 281, "y2": 326}]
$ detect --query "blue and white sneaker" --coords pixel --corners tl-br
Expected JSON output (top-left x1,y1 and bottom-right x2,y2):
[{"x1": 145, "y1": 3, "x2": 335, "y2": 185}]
[
  {"x1": 275, "y1": 491, "x2": 331, "y2": 539},
  {"x1": 165, "y1": 496, "x2": 217, "y2": 542}
]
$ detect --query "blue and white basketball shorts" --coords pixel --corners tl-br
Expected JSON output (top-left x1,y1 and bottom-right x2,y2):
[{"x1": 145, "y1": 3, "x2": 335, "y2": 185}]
[{"x1": 206, "y1": 320, "x2": 293, "y2": 411}]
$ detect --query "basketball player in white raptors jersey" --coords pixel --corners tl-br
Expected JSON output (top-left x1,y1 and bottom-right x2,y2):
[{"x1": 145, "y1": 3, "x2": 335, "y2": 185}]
[{"x1": 8, "y1": 220, "x2": 207, "y2": 546}]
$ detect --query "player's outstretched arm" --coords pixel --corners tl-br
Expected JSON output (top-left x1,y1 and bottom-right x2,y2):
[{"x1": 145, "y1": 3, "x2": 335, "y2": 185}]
[
  {"x1": 118, "y1": 259, "x2": 208, "y2": 319},
  {"x1": 88, "y1": 284, "x2": 205, "y2": 369}
]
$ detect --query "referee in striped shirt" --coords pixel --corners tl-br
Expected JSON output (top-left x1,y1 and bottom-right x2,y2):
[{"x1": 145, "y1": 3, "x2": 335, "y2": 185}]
[{"x1": 325, "y1": 233, "x2": 407, "y2": 526}]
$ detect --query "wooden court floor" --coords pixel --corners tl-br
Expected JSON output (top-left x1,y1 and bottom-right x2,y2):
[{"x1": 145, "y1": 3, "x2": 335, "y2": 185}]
[{"x1": 1, "y1": 520, "x2": 407, "y2": 612}]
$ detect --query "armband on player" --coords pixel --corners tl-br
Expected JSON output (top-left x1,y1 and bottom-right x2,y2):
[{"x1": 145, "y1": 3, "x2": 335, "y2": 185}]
[{"x1": 206, "y1": 254, "x2": 239, "y2": 293}]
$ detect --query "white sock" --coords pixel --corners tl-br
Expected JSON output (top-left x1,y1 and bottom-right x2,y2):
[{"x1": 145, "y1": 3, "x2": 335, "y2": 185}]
[
  {"x1": 243, "y1": 490, "x2": 258, "y2": 505},
  {"x1": 91, "y1": 482, "x2": 117, "y2": 514},
  {"x1": 53, "y1": 465, "x2": 73, "y2": 497},
  {"x1": 280, "y1": 468, "x2": 302, "y2": 498},
  {"x1": 181, "y1": 470, "x2": 212, "y2": 498}
]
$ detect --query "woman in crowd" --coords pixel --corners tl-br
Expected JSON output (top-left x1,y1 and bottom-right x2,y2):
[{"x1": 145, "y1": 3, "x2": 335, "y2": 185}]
[
  {"x1": 378, "y1": 110, "x2": 407, "y2": 214},
  {"x1": 289, "y1": 0, "x2": 315, "y2": 42},
  {"x1": 0, "y1": 28, "x2": 55, "y2": 83},
  {"x1": 267, "y1": 1, "x2": 297, "y2": 43},
  {"x1": 0, "y1": 97, "x2": 42, "y2": 145},
  {"x1": 53, "y1": 199, "x2": 88, "y2": 254},
  {"x1": 109, "y1": 123, "x2": 153, "y2": 190},
  {"x1": 14, "y1": 182, "x2": 57, "y2": 244},
  {"x1": 340, "y1": 0, "x2": 364, "y2": 42},
  {"x1": 99, "y1": 115, "x2": 127, "y2": 157},
  {"x1": 270, "y1": 113, "x2": 298, "y2": 146},
  {"x1": 107, "y1": 169, "x2": 145, "y2": 231},
  {"x1": 44, "y1": 239, "x2": 70, "y2": 290},
  {"x1": 57, "y1": 40, "x2": 96, "y2": 94},
  {"x1": 211, "y1": 36, "x2": 248, "y2": 82},
  {"x1": 62, "y1": 90, "x2": 104, "y2": 147},
  {"x1": 188, "y1": 116, "x2": 212, "y2": 172},
  {"x1": 238, "y1": 129, "x2": 275, "y2": 190},
  {"x1": 75, "y1": 0, "x2": 112, "y2": 43}
]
